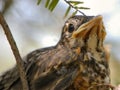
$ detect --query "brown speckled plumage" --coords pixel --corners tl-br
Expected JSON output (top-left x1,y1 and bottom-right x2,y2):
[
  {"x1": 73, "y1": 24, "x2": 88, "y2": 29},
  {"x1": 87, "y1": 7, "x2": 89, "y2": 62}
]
[{"x1": 0, "y1": 15, "x2": 110, "y2": 90}]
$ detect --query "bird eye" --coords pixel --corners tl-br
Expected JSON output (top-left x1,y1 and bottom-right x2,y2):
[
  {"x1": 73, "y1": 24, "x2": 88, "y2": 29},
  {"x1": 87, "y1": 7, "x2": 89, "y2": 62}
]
[{"x1": 68, "y1": 24, "x2": 74, "y2": 33}]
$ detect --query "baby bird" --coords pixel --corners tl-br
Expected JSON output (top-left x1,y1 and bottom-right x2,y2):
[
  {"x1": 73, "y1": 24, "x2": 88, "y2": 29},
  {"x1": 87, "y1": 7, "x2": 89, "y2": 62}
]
[{"x1": 0, "y1": 15, "x2": 110, "y2": 90}]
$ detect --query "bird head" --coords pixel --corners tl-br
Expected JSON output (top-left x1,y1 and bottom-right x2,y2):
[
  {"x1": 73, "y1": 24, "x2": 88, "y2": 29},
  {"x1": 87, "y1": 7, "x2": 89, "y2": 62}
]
[{"x1": 60, "y1": 15, "x2": 106, "y2": 52}]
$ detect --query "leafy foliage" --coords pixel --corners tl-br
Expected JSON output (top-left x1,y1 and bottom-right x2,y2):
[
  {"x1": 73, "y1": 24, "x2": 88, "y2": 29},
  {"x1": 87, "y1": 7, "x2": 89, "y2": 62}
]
[
  {"x1": 64, "y1": 0, "x2": 90, "y2": 17},
  {"x1": 37, "y1": 0, "x2": 90, "y2": 17},
  {"x1": 37, "y1": 0, "x2": 59, "y2": 12}
]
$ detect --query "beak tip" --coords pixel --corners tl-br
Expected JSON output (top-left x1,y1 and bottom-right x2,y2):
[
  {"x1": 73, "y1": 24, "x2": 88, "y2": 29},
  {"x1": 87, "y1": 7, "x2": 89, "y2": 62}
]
[{"x1": 95, "y1": 15, "x2": 103, "y2": 22}]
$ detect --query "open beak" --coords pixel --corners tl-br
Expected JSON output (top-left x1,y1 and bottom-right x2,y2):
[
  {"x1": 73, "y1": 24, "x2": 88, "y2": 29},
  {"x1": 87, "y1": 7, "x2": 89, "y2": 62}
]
[{"x1": 72, "y1": 15, "x2": 106, "y2": 41}]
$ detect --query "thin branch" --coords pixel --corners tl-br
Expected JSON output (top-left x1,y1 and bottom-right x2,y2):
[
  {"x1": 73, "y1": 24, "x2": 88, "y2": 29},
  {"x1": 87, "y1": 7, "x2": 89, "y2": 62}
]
[
  {"x1": 64, "y1": 0, "x2": 87, "y2": 17},
  {"x1": 2, "y1": 0, "x2": 13, "y2": 14},
  {"x1": 0, "y1": 12, "x2": 29, "y2": 90}
]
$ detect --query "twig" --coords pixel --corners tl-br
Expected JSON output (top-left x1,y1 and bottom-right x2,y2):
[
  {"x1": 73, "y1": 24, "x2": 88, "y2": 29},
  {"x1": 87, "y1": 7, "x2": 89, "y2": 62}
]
[
  {"x1": 0, "y1": 12, "x2": 29, "y2": 90},
  {"x1": 64, "y1": 0, "x2": 87, "y2": 17}
]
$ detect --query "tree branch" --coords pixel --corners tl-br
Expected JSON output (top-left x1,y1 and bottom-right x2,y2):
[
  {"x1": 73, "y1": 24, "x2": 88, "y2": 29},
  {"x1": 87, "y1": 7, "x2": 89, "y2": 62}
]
[
  {"x1": 64, "y1": 0, "x2": 87, "y2": 17},
  {"x1": 0, "y1": 12, "x2": 29, "y2": 90}
]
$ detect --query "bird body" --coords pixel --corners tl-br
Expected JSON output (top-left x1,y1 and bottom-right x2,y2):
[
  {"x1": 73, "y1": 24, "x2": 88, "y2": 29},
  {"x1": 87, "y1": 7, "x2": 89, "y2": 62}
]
[{"x1": 0, "y1": 15, "x2": 110, "y2": 90}]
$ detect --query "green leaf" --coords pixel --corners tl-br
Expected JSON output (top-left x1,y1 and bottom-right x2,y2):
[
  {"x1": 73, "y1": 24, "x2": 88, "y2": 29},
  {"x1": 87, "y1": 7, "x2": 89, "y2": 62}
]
[
  {"x1": 68, "y1": 1, "x2": 84, "y2": 5},
  {"x1": 72, "y1": 10, "x2": 77, "y2": 16},
  {"x1": 45, "y1": 0, "x2": 51, "y2": 8},
  {"x1": 64, "y1": 6, "x2": 71, "y2": 18},
  {"x1": 37, "y1": 0, "x2": 42, "y2": 5},
  {"x1": 78, "y1": 7, "x2": 90, "y2": 9},
  {"x1": 48, "y1": 0, "x2": 59, "y2": 11},
  {"x1": 36, "y1": 0, "x2": 89, "y2": 17}
]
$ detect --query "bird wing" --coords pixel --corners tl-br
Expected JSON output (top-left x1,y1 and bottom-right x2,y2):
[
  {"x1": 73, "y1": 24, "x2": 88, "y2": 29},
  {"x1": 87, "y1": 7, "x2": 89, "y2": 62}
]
[
  {"x1": 26, "y1": 46, "x2": 79, "y2": 90},
  {"x1": 0, "y1": 46, "x2": 79, "y2": 90}
]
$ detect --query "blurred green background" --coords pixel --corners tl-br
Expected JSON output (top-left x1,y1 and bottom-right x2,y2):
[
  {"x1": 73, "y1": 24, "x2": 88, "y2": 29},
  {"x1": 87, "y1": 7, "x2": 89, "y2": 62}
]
[{"x1": 0, "y1": 0, "x2": 120, "y2": 86}]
